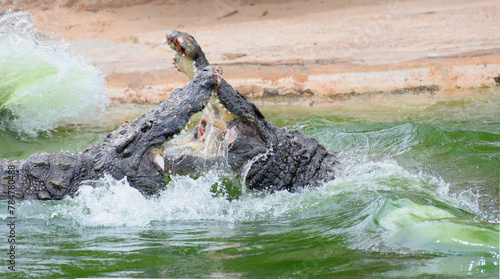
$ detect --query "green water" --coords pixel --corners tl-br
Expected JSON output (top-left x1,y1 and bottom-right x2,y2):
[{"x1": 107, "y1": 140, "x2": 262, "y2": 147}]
[{"x1": 1, "y1": 89, "x2": 499, "y2": 278}]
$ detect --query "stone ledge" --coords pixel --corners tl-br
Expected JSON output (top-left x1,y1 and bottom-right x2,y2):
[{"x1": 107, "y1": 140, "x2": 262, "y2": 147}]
[{"x1": 104, "y1": 61, "x2": 500, "y2": 103}]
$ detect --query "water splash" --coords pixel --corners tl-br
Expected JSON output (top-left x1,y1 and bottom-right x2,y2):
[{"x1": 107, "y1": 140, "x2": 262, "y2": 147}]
[
  {"x1": 326, "y1": 157, "x2": 498, "y2": 259},
  {"x1": 16, "y1": 157, "x2": 494, "y2": 225},
  {"x1": 11, "y1": 153, "x2": 497, "y2": 277},
  {"x1": 13, "y1": 152, "x2": 498, "y2": 278},
  {"x1": 17, "y1": 173, "x2": 308, "y2": 226},
  {"x1": 5, "y1": 96, "x2": 499, "y2": 277},
  {"x1": 0, "y1": 11, "x2": 109, "y2": 138}
]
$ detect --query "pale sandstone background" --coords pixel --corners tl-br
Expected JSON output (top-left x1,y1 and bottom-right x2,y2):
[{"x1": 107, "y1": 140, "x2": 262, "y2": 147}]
[{"x1": 2, "y1": 0, "x2": 499, "y2": 103}]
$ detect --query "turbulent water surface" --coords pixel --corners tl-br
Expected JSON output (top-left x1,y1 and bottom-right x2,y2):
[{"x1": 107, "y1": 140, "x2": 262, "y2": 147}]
[
  {"x1": 0, "y1": 89, "x2": 498, "y2": 278},
  {"x1": 0, "y1": 11, "x2": 499, "y2": 279}
]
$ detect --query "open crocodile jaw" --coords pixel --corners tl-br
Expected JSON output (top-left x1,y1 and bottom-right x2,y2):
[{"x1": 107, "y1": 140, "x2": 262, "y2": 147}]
[
  {"x1": 163, "y1": 30, "x2": 210, "y2": 80},
  {"x1": 162, "y1": 30, "x2": 337, "y2": 192},
  {"x1": 162, "y1": 94, "x2": 238, "y2": 175},
  {"x1": 160, "y1": 31, "x2": 264, "y2": 179},
  {"x1": 161, "y1": 31, "x2": 238, "y2": 174}
]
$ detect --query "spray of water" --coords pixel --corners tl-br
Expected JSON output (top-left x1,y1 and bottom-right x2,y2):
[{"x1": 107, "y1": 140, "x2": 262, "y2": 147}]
[{"x1": 0, "y1": 11, "x2": 109, "y2": 138}]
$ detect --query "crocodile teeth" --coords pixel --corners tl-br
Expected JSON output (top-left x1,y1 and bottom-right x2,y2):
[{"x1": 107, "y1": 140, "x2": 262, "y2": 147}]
[
  {"x1": 218, "y1": 104, "x2": 223, "y2": 108},
  {"x1": 154, "y1": 153, "x2": 165, "y2": 171},
  {"x1": 181, "y1": 128, "x2": 186, "y2": 135},
  {"x1": 226, "y1": 125, "x2": 238, "y2": 145},
  {"x1": 202, "y1": 107, "x2": 210, "y2": 117},
  {"x1": 215, "y1": 98, "x2": 220, "y2": 103}
]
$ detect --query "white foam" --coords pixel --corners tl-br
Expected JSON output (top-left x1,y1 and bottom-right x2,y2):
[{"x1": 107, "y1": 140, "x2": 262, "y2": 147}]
[
  {"x1": 0, "y1": 11, "x2": 109, "y2": 137},
  {"x1": 330, "y1": 155, "x2": 498, "y2": 254},
  {"x1": 21, "y1": 172, "x2": 323, "y2": 227}
]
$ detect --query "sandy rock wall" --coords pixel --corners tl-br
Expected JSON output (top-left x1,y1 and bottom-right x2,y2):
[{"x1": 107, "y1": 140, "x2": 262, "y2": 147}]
[
  {"x1": 2, "y1": 0, "x2": 499, "y2": 103},
  {"x1": 1, "y1": 0, "x2": 162, "y2": 12}
]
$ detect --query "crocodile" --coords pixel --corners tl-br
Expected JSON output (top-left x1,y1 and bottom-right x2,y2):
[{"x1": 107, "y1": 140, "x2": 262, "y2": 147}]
[
  {"x1": 161, "y1": 30, "x2": 337, "y2": 192},
  {"x1": 0, "y1": 66, "x2": 222, "y2": 200}
]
